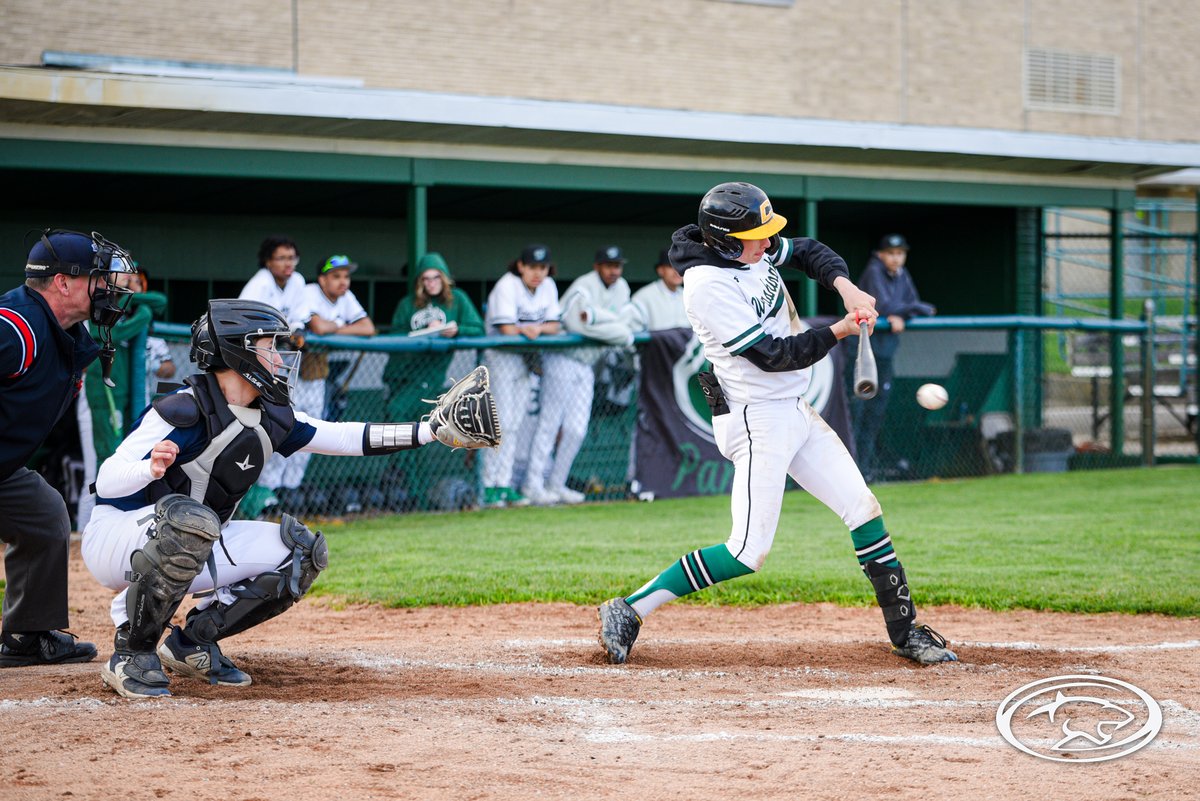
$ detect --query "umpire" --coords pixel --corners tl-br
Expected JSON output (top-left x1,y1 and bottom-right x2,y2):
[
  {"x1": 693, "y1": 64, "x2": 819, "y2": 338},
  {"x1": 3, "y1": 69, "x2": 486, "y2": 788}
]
[{"x1": 0, "y1": 229, "x2": 136, "y2": 667}]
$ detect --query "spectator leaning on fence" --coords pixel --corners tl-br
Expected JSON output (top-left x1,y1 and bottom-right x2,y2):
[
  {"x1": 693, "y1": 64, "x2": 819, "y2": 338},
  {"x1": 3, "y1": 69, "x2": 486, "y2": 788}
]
[
  {"x1": 522, "y1": 245, "x2": 637, "y2": 506},
  {"x1": 630, "y1": 248, "x2": 689, "y2": 332},
  {"x1": 385, "y1": 252, "x2": 484, "y2": 421},
  {"x1": 239, "y1": 235, "x2": 313, "y2": 514},
  {"x1": 847, "y1": 234, "x2": 936, "y2": 483},
  {"x1": 482, "y1": 244, "x2": 561, "y2": 508},
  {"x1": 304, "y1": 255, "x2": 376, "y2": 422}
]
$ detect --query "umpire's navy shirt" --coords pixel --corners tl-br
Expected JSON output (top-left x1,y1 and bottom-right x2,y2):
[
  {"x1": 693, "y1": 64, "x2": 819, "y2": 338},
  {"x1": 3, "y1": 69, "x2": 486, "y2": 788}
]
[{"x1": 0, "y1": 285, "x2": 100, "y2": 481}]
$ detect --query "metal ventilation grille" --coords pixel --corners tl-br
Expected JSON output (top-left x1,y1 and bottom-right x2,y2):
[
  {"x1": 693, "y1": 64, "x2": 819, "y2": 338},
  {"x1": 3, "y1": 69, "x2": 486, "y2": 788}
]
[{"x1": 1025, "y1": 48, "x2": 1120, "y2": 114}]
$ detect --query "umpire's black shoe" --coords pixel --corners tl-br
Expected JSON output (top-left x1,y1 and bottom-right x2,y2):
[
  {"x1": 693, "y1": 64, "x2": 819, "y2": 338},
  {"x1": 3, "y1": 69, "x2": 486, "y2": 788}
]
[
  {"x1": 0, "y1": 630, "x2": 97, "y2": 668},
  {"x1": 598, "y1": 597, "x2": 642, "y2": 665}
]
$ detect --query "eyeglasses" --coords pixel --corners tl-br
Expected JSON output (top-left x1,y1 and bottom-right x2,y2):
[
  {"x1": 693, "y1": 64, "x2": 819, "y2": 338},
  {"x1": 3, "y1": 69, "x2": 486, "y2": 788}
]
[
  {"x1": 420, "y1": 272, "x2": 443, "y2": 282},
  {"x1": 270, "y1": 254, "x2": 299, "y2": 264}
]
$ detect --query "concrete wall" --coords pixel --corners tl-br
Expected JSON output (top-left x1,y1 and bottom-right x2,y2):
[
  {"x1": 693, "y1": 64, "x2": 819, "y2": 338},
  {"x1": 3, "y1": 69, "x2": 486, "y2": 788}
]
[{"x1": 1, "y1": 0, "x2": 1196, "y2": 142}]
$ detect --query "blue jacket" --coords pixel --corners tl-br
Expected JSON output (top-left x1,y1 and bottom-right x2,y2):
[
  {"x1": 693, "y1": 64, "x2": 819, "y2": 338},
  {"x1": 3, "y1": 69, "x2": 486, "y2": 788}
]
[
  {"x1": 0, "y1": 285, "x2": 100, "y2": 480},
  {"x1": 856, "y1": 256, "x2": 934, "y2": 359}
]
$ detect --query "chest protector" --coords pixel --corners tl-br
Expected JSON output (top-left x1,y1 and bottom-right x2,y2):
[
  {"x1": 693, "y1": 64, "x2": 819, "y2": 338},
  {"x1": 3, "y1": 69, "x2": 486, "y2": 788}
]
[{"x1": 149, "y1": 373, "x2": 295, "y2": 522}]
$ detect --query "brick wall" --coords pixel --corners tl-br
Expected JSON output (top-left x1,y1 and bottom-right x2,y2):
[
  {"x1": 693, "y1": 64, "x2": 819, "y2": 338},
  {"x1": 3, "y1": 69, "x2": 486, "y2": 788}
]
[{"x1": 1, "y1": 0, "x2": 1196, "y2": 143}]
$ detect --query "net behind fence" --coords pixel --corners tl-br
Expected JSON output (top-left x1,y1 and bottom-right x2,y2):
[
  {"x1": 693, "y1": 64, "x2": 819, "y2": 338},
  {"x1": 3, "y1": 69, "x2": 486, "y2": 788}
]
[{"x1": 144, "y1": 317, "x2": 1194, "y2": 521}]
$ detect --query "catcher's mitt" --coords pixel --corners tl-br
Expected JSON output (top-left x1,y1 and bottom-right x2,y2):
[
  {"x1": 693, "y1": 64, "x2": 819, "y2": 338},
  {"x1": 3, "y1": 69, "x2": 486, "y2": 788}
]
[{"x1": 424, "y1": 365, "x2": 502, "y2": 449}]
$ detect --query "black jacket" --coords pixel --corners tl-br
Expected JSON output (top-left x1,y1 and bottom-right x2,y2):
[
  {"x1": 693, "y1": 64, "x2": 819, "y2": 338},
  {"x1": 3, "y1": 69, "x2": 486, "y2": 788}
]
[{"x1": 0, "y1": 285, "x2": 100, "y2": 481}]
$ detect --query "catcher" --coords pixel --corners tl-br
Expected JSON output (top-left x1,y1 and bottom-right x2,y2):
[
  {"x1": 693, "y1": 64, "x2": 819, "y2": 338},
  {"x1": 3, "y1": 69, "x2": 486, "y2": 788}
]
[{"x1": 81, "y1": 299, "x2": 499, "y2": 699}]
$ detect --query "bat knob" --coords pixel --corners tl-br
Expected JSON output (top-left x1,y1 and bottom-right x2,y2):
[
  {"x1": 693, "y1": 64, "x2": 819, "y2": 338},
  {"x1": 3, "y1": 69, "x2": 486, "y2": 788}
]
[{"x1": 855, "y1": 380, "x2": 878, "y2": 400}]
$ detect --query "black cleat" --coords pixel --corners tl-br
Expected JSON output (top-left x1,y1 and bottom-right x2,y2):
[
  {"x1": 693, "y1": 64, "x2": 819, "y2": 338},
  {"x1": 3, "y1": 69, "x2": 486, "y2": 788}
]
[
  {"x1": 597, "y1": 597, "x2": 642, "y2": 665},
  {"x1": 102, "y1": 651, "x2": 172, "y2": 699},
  {"x1": 892, "y1": 623, "x2": 958, "y2": 664},
  {"x1": 158, "y1": 625, "x2": 251, "y2": 686}
]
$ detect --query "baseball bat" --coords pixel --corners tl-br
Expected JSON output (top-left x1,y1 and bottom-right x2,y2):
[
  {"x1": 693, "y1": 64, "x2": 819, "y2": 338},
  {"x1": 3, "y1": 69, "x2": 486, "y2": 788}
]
[{"x1": 853, "y1": 320, "x2": 878, "y2": 399}]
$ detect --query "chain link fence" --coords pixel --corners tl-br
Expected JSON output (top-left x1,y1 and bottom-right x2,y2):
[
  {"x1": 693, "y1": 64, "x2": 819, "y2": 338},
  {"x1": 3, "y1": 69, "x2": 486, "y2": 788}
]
[
  {"x1": 859, "y1": 316, "x2": 1196, "y2": 484},
  {"x1": 150, "y1": 332, "x2": 639, "y2": 519},
  {"x1": 142, "y1": 315, "x2": 1195, "y2": 521}
]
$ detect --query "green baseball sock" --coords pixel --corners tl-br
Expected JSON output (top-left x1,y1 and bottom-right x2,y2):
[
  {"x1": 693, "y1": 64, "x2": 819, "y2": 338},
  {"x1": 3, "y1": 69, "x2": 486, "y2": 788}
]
[
  {"x1": 851, "y1": 516, "x2": 899, "y2": 571},
  {"x1": 626, "y1": 544, "x2": 754, "y2": 618}
]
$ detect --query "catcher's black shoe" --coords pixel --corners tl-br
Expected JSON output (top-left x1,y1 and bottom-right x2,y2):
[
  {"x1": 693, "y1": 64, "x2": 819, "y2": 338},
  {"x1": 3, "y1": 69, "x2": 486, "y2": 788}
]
[
  {"x1": 102, "y1": 651, "x2": 172, "y2": 699},
  {"x1": 0, "y1": 630, "x2": 97, "y2": 667},
  {"x1": 158, "y1": 625, "x2": 252, "y2": 686},
  {"x1": 598, "y1": 597, "x2": 642, "y2": 665},
  {"x1": 892, "y1": 623, "x2": 958, "y2": 665}
]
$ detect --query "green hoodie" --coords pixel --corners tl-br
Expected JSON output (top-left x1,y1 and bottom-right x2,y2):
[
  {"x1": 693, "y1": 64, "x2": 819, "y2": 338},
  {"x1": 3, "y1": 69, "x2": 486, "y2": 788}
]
[{"x1": 384, "y1": 254, "x2": 484, "y2": 418}]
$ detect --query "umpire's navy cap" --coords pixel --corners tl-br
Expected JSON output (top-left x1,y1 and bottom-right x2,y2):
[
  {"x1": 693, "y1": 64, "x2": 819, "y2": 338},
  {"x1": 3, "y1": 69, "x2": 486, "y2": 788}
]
[{"x1": 26, "y1": 231, "x2": 101, "y2": 277}]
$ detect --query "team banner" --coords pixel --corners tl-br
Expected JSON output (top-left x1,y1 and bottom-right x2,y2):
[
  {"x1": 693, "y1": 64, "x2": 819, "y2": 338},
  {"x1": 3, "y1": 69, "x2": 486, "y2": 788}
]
[{"x1": 634, "y1": 320, "x2": 854, "y2": 499}]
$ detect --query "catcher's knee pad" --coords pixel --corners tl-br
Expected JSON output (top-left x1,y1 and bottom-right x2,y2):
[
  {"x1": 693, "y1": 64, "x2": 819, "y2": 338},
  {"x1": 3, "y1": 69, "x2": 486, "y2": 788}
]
[
  {"x1": 866, "y1": 562, "x2": 916, "y2": 646},
  {"x1": 124, "y1": 495, "x2": 222, "y2": 650},
  {"x1": 279, "y1": 513, "x2": 328, "y2": 599}
]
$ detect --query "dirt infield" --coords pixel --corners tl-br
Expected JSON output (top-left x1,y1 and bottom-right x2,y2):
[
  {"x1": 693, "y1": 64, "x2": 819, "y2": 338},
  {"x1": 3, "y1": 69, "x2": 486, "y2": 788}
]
[{"x1": 2, "y1": 545, "x2": 1198, "y2": 801}]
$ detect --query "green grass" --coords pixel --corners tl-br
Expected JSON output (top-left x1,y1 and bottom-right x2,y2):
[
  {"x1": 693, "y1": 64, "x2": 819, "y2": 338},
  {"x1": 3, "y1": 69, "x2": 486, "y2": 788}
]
[
  {"x1": 7, "y1": 468, "x2": 1189, "y2": 615},
  {"x1": 309, "y1": 466, "x2": 1200, "y2": 616}
]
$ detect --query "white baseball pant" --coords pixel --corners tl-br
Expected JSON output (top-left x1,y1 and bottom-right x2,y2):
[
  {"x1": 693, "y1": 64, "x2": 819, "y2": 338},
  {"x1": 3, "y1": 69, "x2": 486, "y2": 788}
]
[
  {"x1": 82, "y1": 503, "x2": 293, "y2": 628},
  {"x1": 524, "y1": 353, "x2": 592, "y2": 493},
  {"x1": 713, "y1": 397, "x2": 883, "y2": 571}
]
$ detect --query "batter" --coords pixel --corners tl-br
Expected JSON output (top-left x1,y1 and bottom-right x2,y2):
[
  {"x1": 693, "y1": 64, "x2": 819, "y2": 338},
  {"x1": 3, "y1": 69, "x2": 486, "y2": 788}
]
[{"x1": 597, "y1": 182, "x2": 957, "y2": 666}]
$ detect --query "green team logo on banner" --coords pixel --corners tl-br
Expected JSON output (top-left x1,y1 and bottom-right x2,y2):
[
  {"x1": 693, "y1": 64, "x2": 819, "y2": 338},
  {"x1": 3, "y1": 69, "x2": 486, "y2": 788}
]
[{"x1": 670, "y1": 322, "x2": 836, "y2": 443}]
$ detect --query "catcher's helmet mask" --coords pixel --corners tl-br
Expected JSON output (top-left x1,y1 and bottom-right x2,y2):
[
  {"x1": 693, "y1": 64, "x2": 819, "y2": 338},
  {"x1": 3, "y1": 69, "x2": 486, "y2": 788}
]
[
  {"x1": 697, "y1": 182, "x2": 788, "y2": 260},
  {"x1": 191, "y1": 299, "x2": 300, "y2": 405}
]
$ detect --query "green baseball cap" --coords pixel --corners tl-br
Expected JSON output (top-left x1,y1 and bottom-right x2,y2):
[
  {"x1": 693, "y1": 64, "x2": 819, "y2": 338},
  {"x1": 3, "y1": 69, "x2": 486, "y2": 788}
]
[{"x1": 319, "y1": 254, "x2": 357, "y2": 276}]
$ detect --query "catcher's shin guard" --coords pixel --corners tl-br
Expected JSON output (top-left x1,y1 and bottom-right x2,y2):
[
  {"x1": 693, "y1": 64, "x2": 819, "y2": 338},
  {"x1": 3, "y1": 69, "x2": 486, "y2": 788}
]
[
  {"x1": 866, "y1": 562, "x2": 916, "y2": 647},
  {"x1": 184, "y1": 515, "x2": 327, "y2": 648},
  {"x1": 124, "y1": 495, "x2": 222, "y2": 651}
]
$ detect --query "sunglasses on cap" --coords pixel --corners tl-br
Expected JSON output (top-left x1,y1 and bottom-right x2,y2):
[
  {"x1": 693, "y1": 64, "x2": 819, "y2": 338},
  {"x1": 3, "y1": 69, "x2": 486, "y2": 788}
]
[
  {"x1": 320, "y1": 255, "x2": 357, "y2": 274},
  {"x1": 319, "y1": 255, "x2": 355, "y2": 273}
]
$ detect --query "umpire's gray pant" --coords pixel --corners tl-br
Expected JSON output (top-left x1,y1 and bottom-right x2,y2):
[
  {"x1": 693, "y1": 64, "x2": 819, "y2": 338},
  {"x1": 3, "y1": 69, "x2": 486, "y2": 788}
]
[{"x1": 0, "y1": 468, "x2": 72, "y2": 632}]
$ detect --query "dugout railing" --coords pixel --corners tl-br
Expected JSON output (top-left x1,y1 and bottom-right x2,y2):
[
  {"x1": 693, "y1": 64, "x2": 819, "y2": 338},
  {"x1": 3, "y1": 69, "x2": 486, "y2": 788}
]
[{"x1": 139, "y1": 312, "x2": 1191, "y2": 520}]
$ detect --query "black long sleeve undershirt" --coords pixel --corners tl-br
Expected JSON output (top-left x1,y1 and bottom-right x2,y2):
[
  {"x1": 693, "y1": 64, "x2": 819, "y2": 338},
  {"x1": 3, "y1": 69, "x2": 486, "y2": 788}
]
[{"x1": 739, "y1": 326, "x2": 839, "y2": 373}]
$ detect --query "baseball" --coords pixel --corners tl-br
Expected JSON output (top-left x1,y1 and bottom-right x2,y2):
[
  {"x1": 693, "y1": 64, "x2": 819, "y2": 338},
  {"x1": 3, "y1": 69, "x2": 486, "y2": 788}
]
[{"x1": 916, "y1": 383, "x2": 949, "y2": 410}]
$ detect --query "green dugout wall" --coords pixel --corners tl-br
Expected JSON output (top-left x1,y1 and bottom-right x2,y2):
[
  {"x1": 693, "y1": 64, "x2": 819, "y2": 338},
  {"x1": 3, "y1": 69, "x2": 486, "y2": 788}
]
[{"x1": 0, "y1": 138, "x2": 1135, "y2": 326}]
